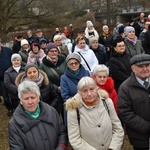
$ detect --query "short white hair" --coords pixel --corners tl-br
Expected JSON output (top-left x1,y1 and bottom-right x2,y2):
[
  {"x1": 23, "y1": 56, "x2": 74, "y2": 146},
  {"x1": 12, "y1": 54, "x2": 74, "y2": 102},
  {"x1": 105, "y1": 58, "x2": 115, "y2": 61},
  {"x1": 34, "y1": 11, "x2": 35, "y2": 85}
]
[
  {"x1": 18, "y1": 81, "x2": 40, "y2": 100},
  {"x1": 92, "y1": 65, "x2": 109, "y2": 76},
  {"x1": 77, "y1": 77, "x2": 97, "y2": 91}
]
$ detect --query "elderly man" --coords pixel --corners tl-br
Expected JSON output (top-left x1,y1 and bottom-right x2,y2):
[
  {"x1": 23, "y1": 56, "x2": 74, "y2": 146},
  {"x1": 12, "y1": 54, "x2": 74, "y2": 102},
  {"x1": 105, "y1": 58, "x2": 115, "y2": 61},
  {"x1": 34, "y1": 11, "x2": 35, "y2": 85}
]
[
  {"x1": 9, "y1": 80, "x2": 68, "y2": 150},
  {"x1": 118, "y1": 53, "x2": 150, "y2": 150},
  {"x1": 0, "y1": 38, "x2": 13, "y2": 116}
]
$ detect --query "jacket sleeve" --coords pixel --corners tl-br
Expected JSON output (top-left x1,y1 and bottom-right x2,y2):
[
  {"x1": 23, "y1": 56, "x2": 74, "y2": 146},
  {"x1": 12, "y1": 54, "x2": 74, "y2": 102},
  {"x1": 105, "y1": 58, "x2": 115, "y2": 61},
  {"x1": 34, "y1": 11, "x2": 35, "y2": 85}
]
[
  {"x1": 60, "y1": 75, "x2": 71, "y2": 102},
  {"x1": 4, "y1": 72, "x2": 17, "y2": 94},
  {"x1": 118, "y1": 85, "x2": 150, "y2": 134},
  {"x1": 91, "y1": 51, "x2": 99, "y2": 72},
  {"x1": 8, "y1": 121, "x2": 25, "y2": 150},
  {"x1": 67, "y1": 109, "x2": 97, "y2": 150},
  {"x1": 106, "y1": 98, "x2": 124, "y2": 150}
]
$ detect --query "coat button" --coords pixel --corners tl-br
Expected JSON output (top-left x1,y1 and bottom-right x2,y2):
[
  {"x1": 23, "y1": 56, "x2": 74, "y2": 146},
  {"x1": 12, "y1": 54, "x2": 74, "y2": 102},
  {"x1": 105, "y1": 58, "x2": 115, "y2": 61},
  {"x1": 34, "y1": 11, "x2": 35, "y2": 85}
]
[
  {"x1": 98, "y1": 125, "x2": 101, "y2": 127},
  {"x1": 101, "y1": 144, "x2": 104, "y2": 146}
]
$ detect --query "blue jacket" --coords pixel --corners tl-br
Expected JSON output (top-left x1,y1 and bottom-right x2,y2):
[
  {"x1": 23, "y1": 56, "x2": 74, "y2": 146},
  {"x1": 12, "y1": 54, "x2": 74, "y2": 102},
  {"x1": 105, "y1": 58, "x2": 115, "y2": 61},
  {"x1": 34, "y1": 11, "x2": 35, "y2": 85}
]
[
  {"x1": 60, "y1": 65, "x2": 90, "y2": 102},
  {"x1": 0, "y1": 46, "x2": 13, "y2": 79}
]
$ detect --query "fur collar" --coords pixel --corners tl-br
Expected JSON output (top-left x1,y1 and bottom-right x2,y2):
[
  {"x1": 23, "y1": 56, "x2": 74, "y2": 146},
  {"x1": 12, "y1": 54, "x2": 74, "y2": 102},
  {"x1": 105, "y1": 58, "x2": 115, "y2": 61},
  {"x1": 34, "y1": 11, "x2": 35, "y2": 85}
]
[
  {"x1": 15, "y1": 69, "x2": 49, "y2": 86},
  {"x1": 66, "y1": 89, "x2": 109, "y2": 111}
]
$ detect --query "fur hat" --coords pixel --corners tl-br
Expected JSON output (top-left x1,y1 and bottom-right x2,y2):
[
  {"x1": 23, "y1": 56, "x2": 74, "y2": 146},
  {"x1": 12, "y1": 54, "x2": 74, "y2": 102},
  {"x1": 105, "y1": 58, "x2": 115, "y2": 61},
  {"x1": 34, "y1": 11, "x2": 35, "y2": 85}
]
[
  {"x1": 21, "y1": 39, "x2": 29, "y2": 46},
  {"x1": 66, "y1": 53, "x2": 81, "y2": 63},
  {"x1": 130, "y1": 54, "x2": 150, "y2": 66},
  {"x1": 89, "y1": 37, "x2": 98, "y2": 45},
  {"x1": 11, "y1": 53, "x2": 22, "y2": 62},
  {"x1": 46, "y1": 43, "x2": 58, "y2": 55},
  {"x1": 124, "y1": 26, "x2": 135, "y2": 35},
  {"x1": 86, "y1": 20, "x2": 93, "y2": 28}
]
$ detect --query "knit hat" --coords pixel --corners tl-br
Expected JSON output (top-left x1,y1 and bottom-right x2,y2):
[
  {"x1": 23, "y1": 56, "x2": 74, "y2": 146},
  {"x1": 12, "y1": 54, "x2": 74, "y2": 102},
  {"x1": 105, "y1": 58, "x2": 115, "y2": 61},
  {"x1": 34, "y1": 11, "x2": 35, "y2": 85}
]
[
  {"x1": 21, "y1": 39, "x2": 29, "y2": 46},
  {"x1": 86, "y1": 20, "x2": 93, "y2": 28},
  {"x1": 89, "y1": 37, "x2": 98, "y2": 45},
  {"x1": 53, "y1": 35, "x2": 61, "y2": 42},
  {"x1": 130, "y1": 54, "x2": 150, "y2": 66},
  {"x1": 11, "y1": 53, "x2": 22, "y2": 62},
  {"x1": 25, "y1": 63, "x2": 39, "y2": 75},
  {"x1": 39, "y1": 38, "x2": 47, "y2": 45},
  {"x1": 46, "y1": 43, "x2": 58, "y2": 55},
  {"x1": 124, "y1": 26, "x2": 135, "y2": 35},
  {"x1": 66, "y1": 53, "x2": 81, "y2": 63}
]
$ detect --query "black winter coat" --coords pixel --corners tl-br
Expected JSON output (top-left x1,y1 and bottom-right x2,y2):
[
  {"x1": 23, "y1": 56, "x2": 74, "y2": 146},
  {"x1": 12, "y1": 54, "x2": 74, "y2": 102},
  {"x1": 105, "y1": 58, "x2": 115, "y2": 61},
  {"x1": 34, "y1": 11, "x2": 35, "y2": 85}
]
[
  {"x1": 118, "y1": 74, "x2": 150, "y2": 148},
  {"x1": 4, "y1": 66, "x2": 24, "y2": 99},
  {"x1": 109, "y1": 50, "x2": 131, "y2": 92},
  {"x1": 9, "y1": 102, "x2": 68, "y2": 150},
  {"x1": 143, "y1": 29, "x2": 150, "y2": 54}
]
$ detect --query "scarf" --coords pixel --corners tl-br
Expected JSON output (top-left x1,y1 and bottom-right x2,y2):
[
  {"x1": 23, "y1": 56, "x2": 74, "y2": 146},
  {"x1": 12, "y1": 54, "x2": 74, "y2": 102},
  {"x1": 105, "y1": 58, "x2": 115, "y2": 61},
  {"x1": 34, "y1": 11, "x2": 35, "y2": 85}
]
[
  {"x1": 24, "y1": 104, "x2": 41, "y2": 119},
  {"x1": 21, "y1": 72, "x2": 44, "y2": 87},
  {"x1": 127, "y1": 36, "x2": 137, "y2": 45},
  {"x1": 46, "y1": 55, "x2": 58, "y2": 65}
]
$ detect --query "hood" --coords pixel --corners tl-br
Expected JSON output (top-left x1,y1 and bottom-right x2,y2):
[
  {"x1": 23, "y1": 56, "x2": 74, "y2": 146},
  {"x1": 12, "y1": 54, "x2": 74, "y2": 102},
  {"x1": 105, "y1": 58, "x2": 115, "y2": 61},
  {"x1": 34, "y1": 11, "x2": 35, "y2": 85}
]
[
  {"x1": 15, "y1": 69, "x2": 49, "y2": 86},
  {"x1": 66, "y1": 89, "x2": 109, "y2": 111}
]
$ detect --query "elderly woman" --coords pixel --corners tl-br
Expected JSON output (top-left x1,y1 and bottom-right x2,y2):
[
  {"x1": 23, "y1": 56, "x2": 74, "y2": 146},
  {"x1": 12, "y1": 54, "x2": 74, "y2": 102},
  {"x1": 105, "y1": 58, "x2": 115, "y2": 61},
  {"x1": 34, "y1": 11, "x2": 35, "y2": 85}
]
[
  {"x1": 92, "y1": 64, "x2": 118, "y2": 113},
  {"x1": 74, "y1": 36, "x2": 98, "y2": 72},
  {"x1": 60, "y1": 53, "x2": 90, "y2": 125},
  {"x1": 27, "y1": 43, "x2": 46, "y2": 67},
  {"x1": 66, "y1": 77, "x2": 124, "y2": 150},
  {"x1": 124, "y1": 26, "x2": 145, "y2": 57},
  {"x1": 15, "y1": 63, "x2": 60, "y2": 113},
  {"x1": 4, "y1": 54, "x2": 24, "y2": 113},
  {"x1": 53, "y1": 34, "x2": 69, "y2": 57},
  {"x1": 9, "y1": 80, "x2": 68, "y2": 150}
]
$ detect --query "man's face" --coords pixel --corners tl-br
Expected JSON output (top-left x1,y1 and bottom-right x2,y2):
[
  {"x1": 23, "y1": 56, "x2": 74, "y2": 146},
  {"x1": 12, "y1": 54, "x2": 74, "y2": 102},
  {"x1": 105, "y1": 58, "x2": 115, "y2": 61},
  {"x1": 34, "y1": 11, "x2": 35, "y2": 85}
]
[
  {"x1": 131, "y1": 64, "x2": 150, "y2": 80},
  {"x1": 20, "y1": 91, "x2": 40, "y2": 112},
  {"x1": 114, "y1": 41, "x2": 125, "y2": 54},
  {"x1": 36, "y1": 31, "x2": 43, "y2": 37}
]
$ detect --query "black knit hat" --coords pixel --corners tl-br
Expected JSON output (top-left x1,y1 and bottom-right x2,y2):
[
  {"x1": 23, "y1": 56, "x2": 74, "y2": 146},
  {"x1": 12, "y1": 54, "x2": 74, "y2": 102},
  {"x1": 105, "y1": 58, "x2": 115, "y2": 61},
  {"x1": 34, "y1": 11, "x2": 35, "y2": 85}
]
[{"x1": 130, "y1": 54, "x2": 150, "y2": 66}]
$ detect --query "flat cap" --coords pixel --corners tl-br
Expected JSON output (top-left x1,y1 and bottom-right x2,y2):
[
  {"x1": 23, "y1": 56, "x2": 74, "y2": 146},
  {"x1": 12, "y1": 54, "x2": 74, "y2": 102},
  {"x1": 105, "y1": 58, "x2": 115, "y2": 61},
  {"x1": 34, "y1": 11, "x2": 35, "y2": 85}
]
[
  {"x1": 36, "y1": 29, "x2": 42, "y2": 33},
  {"x1": 130, "y1": 54, "x2": 150, "y2": 66}
]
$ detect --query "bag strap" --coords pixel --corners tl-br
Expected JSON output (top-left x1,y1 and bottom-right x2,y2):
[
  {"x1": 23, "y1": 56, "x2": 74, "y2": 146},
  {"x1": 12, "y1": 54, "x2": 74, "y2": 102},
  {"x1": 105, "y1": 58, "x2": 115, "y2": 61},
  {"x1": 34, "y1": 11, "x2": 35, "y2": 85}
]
[
  {"x1": 77, "y1": 52, "x2": 91, "y2": 71},
  {"x1": 50, "y1": 68, "x2": 60, "y2": 79}
]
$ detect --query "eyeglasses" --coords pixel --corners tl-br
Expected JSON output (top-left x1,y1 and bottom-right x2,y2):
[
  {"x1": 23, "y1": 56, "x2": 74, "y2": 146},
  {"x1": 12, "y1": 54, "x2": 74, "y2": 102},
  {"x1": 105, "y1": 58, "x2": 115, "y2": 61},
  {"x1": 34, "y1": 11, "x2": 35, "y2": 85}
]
[
  {"x1": 49, "y1": 50, "x2": 58, "y2": 53},
  {"x1": 68, "y1": 62, "x2": 79, "y2": 66}
]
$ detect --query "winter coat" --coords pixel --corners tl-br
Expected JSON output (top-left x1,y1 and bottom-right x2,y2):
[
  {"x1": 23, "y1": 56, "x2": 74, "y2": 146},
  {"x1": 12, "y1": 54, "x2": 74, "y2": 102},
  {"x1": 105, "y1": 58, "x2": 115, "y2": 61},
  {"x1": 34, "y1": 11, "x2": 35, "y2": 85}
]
[
  {"x1": 142, "y1": 29, "x2": 150, "y2": 54},
  {"x1": 66, "y1": 90, "x2": 124, "y2": 150},
  {"x1": 12, "y1": 41, "x2": 21, "y2": 53},
  {"x1": 0, "y1": 46, "x2": 13, "y2": 79},
  {"x1": 118, "y1": 73, "x2": 150, "y2": 148},
  {"x1": 40, "y1": 56, "x2": 67, "y2": 90},
  {"x1": 124, "y1": 38, "x2": 145, "y2": 57},
  {"x1": 15, "y1": 70, "x2": 60, "y2": 111},
  {"x1": 9, "y1": 101, "x2": 68, "y2": 150},
  {"x1": 90, "y1": 44, "x2": 109, "y2": 66},
  {"x1": 4, "y1": 66, "x2": 24, "y2": 99},
  {"x1": 60, "y1": 65, "x2": 90, "y2": 102},
  {"x1": 93, "y1": 76, "x2": 118, "y2": 113},
  {"x1": 27, "y1": 49, "x2": 46, "y2": 66},
  {"x1": 85, "y1": 27, "x2": 99, "y2": 40},
  {"x1": 74, "y1": 45, "x2": 98, "y2": 72},
  {"x1": 58, "y1": 44, "x2": 69, "y2": 58},
  {"x1": 18, "y1": 48, "x2": 30, "y2": 67},
  {"x1": 33, "y1": 36, "x2": 49, "y2": 44},
  {"x1": 109, "y1": 50, "x2": 131, "y2": 92}
]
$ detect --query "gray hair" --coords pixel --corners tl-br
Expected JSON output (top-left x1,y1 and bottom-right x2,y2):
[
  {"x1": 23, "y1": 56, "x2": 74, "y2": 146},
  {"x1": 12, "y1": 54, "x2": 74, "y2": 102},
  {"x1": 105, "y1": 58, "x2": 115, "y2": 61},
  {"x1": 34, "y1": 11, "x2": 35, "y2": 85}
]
[
  {"x1": 18, "y1": 81, "x2": 40, "y2": 100},
  {"x1": 92, "y1": 65, "x2": 109, "y2": 76},
  {"x1": 77, "y1": 77, "x2": 97, "y2": 91}
]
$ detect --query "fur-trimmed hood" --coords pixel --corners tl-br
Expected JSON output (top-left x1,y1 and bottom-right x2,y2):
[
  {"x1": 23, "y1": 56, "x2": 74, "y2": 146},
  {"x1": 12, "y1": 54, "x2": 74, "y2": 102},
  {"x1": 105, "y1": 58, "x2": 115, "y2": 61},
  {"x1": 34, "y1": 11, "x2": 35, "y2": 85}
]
[
  {"x1": 15, "y1": 69, "x2": 49, "y2": 86},
  {"x1": 66, "y1": 89, "x2": 109, "y2": 111}
]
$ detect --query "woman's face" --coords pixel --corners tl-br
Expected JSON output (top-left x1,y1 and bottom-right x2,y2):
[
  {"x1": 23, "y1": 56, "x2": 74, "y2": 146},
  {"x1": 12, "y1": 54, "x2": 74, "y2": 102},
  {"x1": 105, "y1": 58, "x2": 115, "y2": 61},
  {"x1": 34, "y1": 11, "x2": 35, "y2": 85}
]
[
  {"x1": 27, "y1": 67, "x2": 39, "y2": 80},
  {"x1": 94, "y1": 71, "x2": 108, "y2": 85},
  {"x1": 127, "y1": 30, "x2": 135, "y2": 39},
  {"x1": 80, "y1": 85, "x2": 98, "y2": 103},
  {"x1": 47, "y1": 48, "x2": 59, "y2": 59},
  {"x1": 22, "y1": 44, "x2": 29, "y2": 49},
  {"x1": 32, "y1": 46, "x2": 39, "y2": 54},
  {"x1": 91, "y1": 41, "x2": 99, "y2": 49},
  {"x1": 12, "y1": 58, "x2": 21, "y2": 67},
  {"x1": 20, "y1": 91, "x2": 40, "y2": 112},
  {"x1": 54, "y1": 38, "x2": 61, "y2": 46},
  {"x1": 68, "y1": 58, "x2": 80, "y2": 72},
  {"x1": 77, "y1": 39, "x2": 86, "y2": 49}
]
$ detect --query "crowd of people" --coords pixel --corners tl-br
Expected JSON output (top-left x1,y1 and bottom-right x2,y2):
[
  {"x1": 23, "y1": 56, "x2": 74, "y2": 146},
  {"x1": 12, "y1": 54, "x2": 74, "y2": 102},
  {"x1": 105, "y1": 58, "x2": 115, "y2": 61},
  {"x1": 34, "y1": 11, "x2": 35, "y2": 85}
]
[{"x1": 1, "y1": 12, "x2": 150, "y2": 150}]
